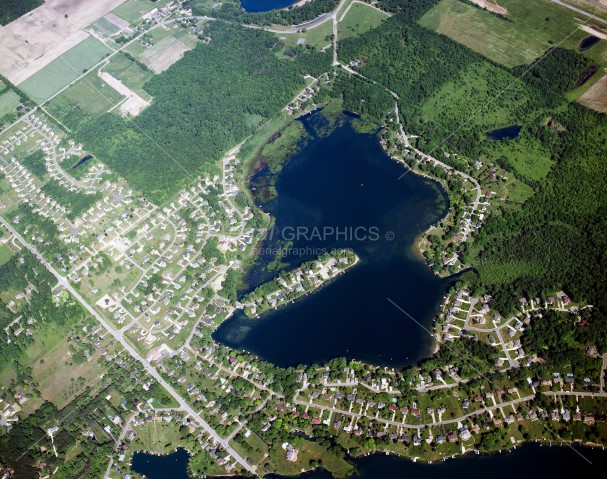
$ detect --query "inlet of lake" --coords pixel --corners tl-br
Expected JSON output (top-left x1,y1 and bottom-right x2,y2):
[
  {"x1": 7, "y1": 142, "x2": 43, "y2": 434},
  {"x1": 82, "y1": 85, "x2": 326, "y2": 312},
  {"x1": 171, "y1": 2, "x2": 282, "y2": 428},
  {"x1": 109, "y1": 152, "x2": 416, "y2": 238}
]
[
  {"x1": 213, "y1": 112, "x2": 453, "y2": 367},
  {"x1": 240, "y1": 0, "x2": 299, "y2": 12},
  {"x1": 131, "y1": 444, "x2": 607, "y2": 479}
]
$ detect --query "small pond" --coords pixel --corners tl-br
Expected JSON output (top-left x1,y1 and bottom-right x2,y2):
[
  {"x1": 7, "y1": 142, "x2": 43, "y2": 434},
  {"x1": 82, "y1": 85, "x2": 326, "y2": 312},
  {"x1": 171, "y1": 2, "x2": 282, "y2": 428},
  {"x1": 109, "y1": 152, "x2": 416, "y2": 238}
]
[
  {"x1": 579, "y1": 35, "x2": 600, "y2": 51},
  {"x1": 486, "y1": 124, "x2": 522, "y2": 141}
]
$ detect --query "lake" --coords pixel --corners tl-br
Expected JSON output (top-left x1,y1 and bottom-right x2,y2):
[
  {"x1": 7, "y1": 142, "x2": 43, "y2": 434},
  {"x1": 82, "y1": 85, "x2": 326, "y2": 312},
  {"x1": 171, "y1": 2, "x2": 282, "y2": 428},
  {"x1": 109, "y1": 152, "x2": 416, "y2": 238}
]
[
  {"x1": 486, "y1": 124, "x2": 522, "y2": 141},
  {"x1": 269, "y1": 444, "x2": 607, "y2": 479},
  {"x1": 240, "y1": 0, "x2": 299, "y2": 12},
  {"x1": 131, "y1": 444, "x2": 607, "y2": 479},
  {"x1": 131, "y1": 448, "x2": 190, "y2": 479},
  {"x1": 214, "y1": 112, "x2": 453, "y2": 367}
]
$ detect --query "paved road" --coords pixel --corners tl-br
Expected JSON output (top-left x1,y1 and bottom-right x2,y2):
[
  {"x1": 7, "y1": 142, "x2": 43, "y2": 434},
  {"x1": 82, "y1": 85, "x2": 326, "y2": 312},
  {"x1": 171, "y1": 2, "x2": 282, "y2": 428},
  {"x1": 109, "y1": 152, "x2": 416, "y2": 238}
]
[
  {"x1": 544, "y1": 391, "x2": 607, "y2": 398},
  {"x1": 0, "y1": 216, "x2": 257, "y2": 476},
  {"x1": 256, "y1": 0, "x2": 348, "y2": 33},
  {"x1": 551, "y1": 0, "x2": 607, "y2": 24},
  {"x1": 293, "y1": 394, "x2": 535, "y2": 430}
]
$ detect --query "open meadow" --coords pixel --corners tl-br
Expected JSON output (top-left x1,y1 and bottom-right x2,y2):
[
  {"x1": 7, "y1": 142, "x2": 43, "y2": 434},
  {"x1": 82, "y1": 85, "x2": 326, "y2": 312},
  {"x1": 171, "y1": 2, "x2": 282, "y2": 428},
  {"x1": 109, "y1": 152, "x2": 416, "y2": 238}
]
[
  {"x1": 338, "y1": 1, "x2": 389, "y2": 40},
  {"x1": 0, "y1": 90, "x2": 20, "y2": 117}
]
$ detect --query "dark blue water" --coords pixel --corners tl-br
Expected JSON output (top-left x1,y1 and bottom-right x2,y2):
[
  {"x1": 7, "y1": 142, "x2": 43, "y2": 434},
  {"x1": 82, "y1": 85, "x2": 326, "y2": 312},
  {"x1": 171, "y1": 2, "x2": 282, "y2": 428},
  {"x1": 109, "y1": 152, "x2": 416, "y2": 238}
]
[
  {"x1": 72, "y1": 154, "x2": 93, "y2": 169},
  {"x1": 486, "y1": 124, "x2": 522, "y2": 141},
  {"x1": 131, "y1": 448, "x2": 190, "y2": 479},
  {"x1": 579, "y1": 35, "x2": 600, "y2": 51},
  {"x1": 214, "y1": 113, "x2": 452, "y2": 367},
  {"x1": 269, "y1": 444, "x2": 607, "y2": 479},
  {"x1": 240, "y1": 0, "x2": 299, "y2": 12},
  {"x1": 132, "y1": 444, "x2": 607, "y2": 479}
]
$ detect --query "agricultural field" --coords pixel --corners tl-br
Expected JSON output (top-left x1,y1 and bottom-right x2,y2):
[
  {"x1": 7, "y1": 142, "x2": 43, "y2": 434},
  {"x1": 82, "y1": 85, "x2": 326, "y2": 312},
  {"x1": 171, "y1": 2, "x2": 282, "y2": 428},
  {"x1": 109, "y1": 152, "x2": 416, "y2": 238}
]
[
  {"x1": 111, "y1": 0, "x2": 171, "y2": 22},
  {"x1": 91, "y1": 16, "x2": 123, "y2": 37},
  {"x1": 18, "y1": 36, "x2": 113, "y2": 104},
  {"x1": 46, "y1": 67, "x2": 126, "y2": 130},
  {"x1": 133, "y1": 25, "x2": 200, "y2": 73},
  {"x1": 419, "y1": 0, "x2": 607, "y2": 67},
  {"x1": 578, "y1": 72, "x2": 607, "y2": 112},
  {"x1": 0, "y1": 90, "x2": 20, "y2": 117},
  {"x1": 140, "y1": 36, "x2": 192, "y2": 73},
  {"x1": 338, "y1": 1, "x2": 390, "y2": 41}
]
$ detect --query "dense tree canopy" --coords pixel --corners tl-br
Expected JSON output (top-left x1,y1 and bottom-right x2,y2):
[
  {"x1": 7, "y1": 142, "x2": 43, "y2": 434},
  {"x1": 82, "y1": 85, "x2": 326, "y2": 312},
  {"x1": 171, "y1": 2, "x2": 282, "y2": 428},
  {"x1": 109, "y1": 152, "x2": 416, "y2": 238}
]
[
  {"x1": 76, "y1": 23, "x2": 305, "y2": 202},
  {"x1": 0, "y1": 0, "x2": 42, "y2": 25}
]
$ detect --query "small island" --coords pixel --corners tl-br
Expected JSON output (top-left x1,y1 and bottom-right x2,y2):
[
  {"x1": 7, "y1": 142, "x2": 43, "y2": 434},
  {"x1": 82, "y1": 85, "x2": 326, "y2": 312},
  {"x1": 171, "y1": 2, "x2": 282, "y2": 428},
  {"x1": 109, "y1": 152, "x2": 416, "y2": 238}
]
[{"x1": 241, "y1": 249, "x2": 359, "y2": 317}]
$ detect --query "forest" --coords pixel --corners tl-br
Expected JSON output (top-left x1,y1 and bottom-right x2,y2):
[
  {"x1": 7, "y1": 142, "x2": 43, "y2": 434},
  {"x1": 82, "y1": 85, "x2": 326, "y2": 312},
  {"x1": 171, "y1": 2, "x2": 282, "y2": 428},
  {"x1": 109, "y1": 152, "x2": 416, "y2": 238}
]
[
  {"x1": 523, "y1": 310, "x2": 604, "y2": 380},
  {"x1": 75, "y1": 23, "x2": 305, "y2": 203},
  {"x1": 469, "y1": 104, "x2": 607, "y2": 316},
  {"x1": 0, "y1": 0, "x2": 42, "y2": 25},
  {"x1": 333, "y1": 0, "x2": 606, "y2": 322}
]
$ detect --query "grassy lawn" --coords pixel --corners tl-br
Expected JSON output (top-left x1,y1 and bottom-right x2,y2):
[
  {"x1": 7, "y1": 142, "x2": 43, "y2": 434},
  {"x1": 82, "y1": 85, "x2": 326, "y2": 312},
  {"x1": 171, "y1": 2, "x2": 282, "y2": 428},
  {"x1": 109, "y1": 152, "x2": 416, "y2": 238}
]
[
  {"x1": 19, "y1": 37, "x2": 112, "y2": 104},
  {"x1": 486, "y1": 134, "x2": 554, "y2": 181},
  {"x1": 338, "y1": 2, "x2": 390, "y2": 41},
  {"x1": 131, "y1": 421, "x2": 183, "y2": 453},
  {"x1": 0, "y1": 90, "x2": 20, "y2": 117},
  {"x1": 0, "y1": 244, "x2": 15, "y2": 267},
  {"x1": 278, "y1": 19, "x2": 334, "y2": 49},
  {"x1": 266, "y1": 438, "x2": 354, "y2": 477},
  {"x1": 419, "y1": 0, "x2": 607, "y2": 67},
  {"x1": 498, "y1": 176, "x2": 535, "y2": 206},
  {"x1": 24, "y1": 322, "x2": 107, "y2": 408}
]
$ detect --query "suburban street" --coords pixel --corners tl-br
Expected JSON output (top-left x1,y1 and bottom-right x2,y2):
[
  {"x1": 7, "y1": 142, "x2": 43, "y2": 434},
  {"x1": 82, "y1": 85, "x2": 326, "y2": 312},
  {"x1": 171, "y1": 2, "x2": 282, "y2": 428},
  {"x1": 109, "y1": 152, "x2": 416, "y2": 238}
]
[{"x1": 0, "y1": 206, "x2": 257, "y2": 475}]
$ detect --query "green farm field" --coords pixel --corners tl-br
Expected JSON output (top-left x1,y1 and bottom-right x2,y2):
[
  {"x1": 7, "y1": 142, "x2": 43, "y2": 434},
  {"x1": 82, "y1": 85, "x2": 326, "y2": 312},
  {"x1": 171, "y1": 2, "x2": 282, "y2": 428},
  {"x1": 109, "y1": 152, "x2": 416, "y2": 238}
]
[
  {"x1": 111, "y1": 0, "x2": 171, "y2": 22},
  {"x1": 91, "y1": 17, "x2": 121, "y2": 37},
  {"x1": 46, "y1": 67, "x2": 126, "y2": 130},
  {"x1": 19, "y1": 37, "x2": 112, "y2": 104},
  {"x1": 0, "y1": 90, "x2": 20, "y2": 117}
]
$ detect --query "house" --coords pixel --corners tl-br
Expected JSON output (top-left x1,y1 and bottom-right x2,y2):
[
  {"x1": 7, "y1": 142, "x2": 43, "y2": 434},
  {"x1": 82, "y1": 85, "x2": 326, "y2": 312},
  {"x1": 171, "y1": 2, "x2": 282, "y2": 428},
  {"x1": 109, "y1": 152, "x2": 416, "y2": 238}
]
[
  {"x1": 284, "y1": 443, "x2": 298, "y2": 462},
  {"x1": 459, "y1": 428, "x2": 472, "y2": 440}
]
